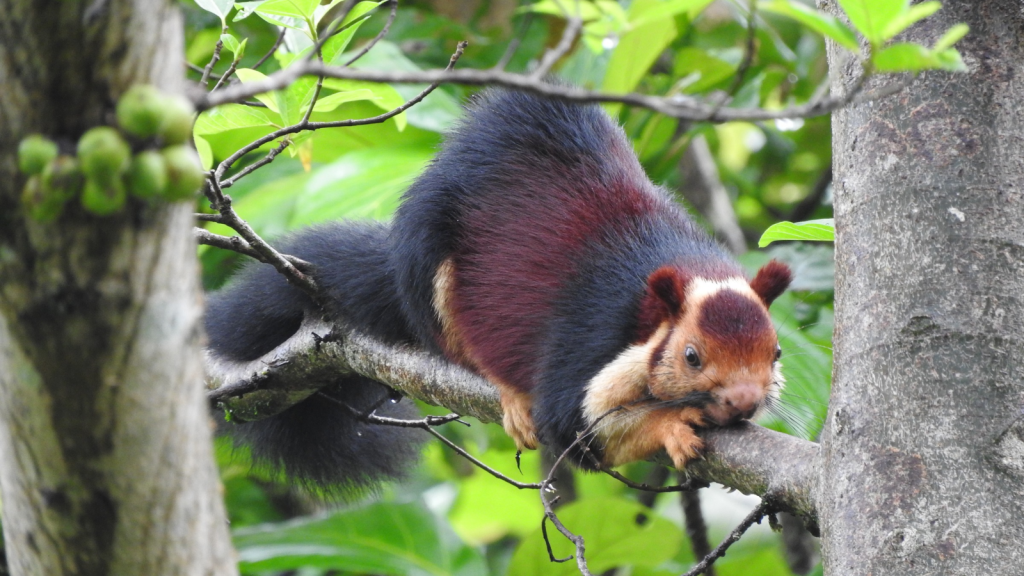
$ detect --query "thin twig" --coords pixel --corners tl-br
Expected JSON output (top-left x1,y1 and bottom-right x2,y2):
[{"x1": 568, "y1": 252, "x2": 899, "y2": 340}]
[
  {"x1": 253, "y1": 27, "x2": 287, "y2": 70},
  {"x1": 601, "y1": 467, "x2": 708, "y2": 493},
  {"x1": 707, "y1": 0, "x2": 759, "y2": 118},
  {"x1": 193, "y1": 228, "x2": 313, "y2": 270},
  {"x1": 680, "y1": 499, "x2": 775, "y2": 576},
  {"x1": 188, "y1": 61, "x2": 222, "y2": 81},
  {"x1": 342, "y1": 0, "x2": 399, "y2": 67},
  {"x1": 216, "y1": 41, "x2": 469, "y2": 188},
  {"x1": 330, "y1": 400, "x2": 544, "y2": 489},
  {"x1": 531, "y1": 0, "x2": 582, "y2": 79},
  {"x1": 420, "y1": 424, "x2": 543, "y2": 489},
  {"x1": 211, "y1": 60, "x2": 239, "y2": 92},
  {"x1": 201, "y1": 27, "x2": 228, "y2": 87},
  {"x1": 220, "y1": 139, "x2": 292, "y2": 189},
  {"x1": 493, "y1": 12, "x2": 534, "y2": 71},
  {"x1": 202, "y1": 178, "x2": 320, "y2": 300}
]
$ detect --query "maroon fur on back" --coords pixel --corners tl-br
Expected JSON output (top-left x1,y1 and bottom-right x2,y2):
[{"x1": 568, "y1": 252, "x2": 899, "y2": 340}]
[
  {"x1": 750, "y1": 260, "x2": 793, "y2": 306},
  {"x1": 448, "y1": 143, "x2": 666, "y2": 391}
]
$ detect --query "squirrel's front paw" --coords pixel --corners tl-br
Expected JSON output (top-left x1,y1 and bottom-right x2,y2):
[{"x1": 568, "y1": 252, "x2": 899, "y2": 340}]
[{"x1": 664, "y1": 425, "x2": 703, "y2": 469}]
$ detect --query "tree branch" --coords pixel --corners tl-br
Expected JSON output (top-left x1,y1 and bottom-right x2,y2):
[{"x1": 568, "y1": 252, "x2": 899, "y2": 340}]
[
  {"x1": 192, "y1": 55, "x2": 905, "y2": 123},
  {"x1": 204, "y1": 322, "x2": 820, "y2": 527}
]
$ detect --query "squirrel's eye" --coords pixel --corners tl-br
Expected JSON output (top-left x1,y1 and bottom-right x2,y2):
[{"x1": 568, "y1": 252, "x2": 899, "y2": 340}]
[
  {"x1": 684, "y1": 346, "x2": 701, "y2": 368},
  {"x1": 774, "y1": 344, "x2": 782, "y2": 362}
]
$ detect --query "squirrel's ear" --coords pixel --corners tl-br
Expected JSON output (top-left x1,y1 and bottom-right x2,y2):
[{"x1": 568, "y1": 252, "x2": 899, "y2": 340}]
[
  {"x1": 750, "y1": 260, "x2": 792, "y2": 307},
  {"x1": 647, "y1": 266, "x2": 690, "y2": 315},
  {"x1": 635, "y1": 266, "x2": 691, "y2": 341}
]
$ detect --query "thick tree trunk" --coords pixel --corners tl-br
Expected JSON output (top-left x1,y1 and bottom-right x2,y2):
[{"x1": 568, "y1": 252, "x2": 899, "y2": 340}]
[
  {"x1": 821, "y1": 0, "x2": 1024, "y2": 573},
  {"x1": 0, "y1": 1, "x2": 236, "y2": 574}
]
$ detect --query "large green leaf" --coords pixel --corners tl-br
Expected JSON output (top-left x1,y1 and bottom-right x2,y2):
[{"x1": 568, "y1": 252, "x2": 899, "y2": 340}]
[
  {"x1": 193, "y1": 104, "x2": 281, "y2": 169},
  {"x1": 447, "y1": 449, "x2": 544, "y2": 544},
  {"x1": 290, "y1": 146, "x2": 432, "y2": 224},
  {"x1": 506, "y1": 497, "x2": 683, "y2": 576},
  {"x1": 234, "y1": 499, "x2": 487, "y2": 576},
  {"x1": 758, "y1": 218, "x2": 835, "y2": 246}
]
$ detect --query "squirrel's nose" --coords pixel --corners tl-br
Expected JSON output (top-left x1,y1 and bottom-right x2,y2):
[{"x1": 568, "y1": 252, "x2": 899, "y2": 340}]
[{"x1": 706, "y1": 383, "x2": 762, "y2": 424}]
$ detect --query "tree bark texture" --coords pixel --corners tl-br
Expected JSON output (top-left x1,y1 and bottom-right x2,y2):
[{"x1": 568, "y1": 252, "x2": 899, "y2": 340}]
[
  {"x1": 821, "y1": 0, "x2": 1024, "y2": 573},
  {"x1": 0, "y1": 1, "x2": 237, "y2": 574}
]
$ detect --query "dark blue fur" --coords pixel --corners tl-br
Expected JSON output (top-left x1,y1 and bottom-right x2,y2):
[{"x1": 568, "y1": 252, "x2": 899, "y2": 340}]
[{"x1": 206, "y1": 222, "x2": 423, "y2": 494}]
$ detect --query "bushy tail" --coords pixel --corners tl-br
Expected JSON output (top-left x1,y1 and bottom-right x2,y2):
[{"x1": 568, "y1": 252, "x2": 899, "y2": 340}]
[
  {"x1": 205, "y1": 221, "x2": 423, "y2": 494},
  {"x1": 230, "y1": 378, "x2": 423, "y2": 495}
]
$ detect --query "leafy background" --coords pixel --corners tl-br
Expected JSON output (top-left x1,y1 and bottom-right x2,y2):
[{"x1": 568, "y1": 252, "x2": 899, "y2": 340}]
[{"x1": 186, "y1": 0, "x2": 962, "y2": 573}]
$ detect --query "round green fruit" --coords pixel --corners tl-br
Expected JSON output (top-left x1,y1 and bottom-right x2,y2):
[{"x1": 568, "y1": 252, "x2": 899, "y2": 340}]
[
  {"x1": 158, "y1": 95, "x2": 196, "y2": 146},
  {"x1": 126, "y1": 151, "x2": 167, "y2": 198},
  {"x1": 21, "y1": 175, "x2": 65, "y2": 222},
  {"x1": 81, "y1": 177, "x2": 127, "y2": 216},
  {"x1": 18, "y1": 135, "x2": 59, "y2": 175},
  {"x1": 41, "y1": 155, "x2": 84, "y2": 201},
  {"x1": 161, "y1": 146, "x2": 205, "y2": 200},
  {"x1": 77, "y1": 127, "x2": 131, "y2": 183},
  {"x1": 117, "y1": 85, "x2": 165, "y2": 138}
]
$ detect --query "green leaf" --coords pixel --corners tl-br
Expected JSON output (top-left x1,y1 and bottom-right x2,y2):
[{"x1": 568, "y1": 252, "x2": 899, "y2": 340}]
[
  {"x1": 934, "y1": 47, "x2": 966, "y2": 71},
  {"x1": 880, "y1": 1, "x2": 941, "y2": 40},
  {"x1": 603, "y1": 0, "x2": 683, "y2": 110},
  {"x1": 321, "y1": 79, "x2": 408, "y2": 129},
  {"x1": 319, "y1": 1, "x2": 385, "y2": 64},
  {"x1": 291, "y1": 146, "x2": 432, "y2": 224},
  {"x1": 506, "y1": 497, "x2": 683, "y2": 576},
  {"x1": 192, "y1": 104, "x2": 279, "y2": 169},
  {"x1": 233, "y1": 1, "x2": 266, "y2": 21},
  {"x1": 195, "y1": 0, "x2": 234, "y2": 22},
  {"x1": 934, "y1": 23, "x2": 968, "y2": 51},
  {"x1": 233, "y1": 68, "x2": 280, "y2": 112},
  {"x1": 836, "y1": 0, "x2": 904, "y2": 44},
  {"x1": 524, "y1": 0, "x2": 606, "y2": 21},
  {"x1": 345, "y1": 42, "x2": 461, "y2": 133},
  {"x1": 758, "y1": 219, "x2": 835, "y2": 247},
  {"x1": 311, "y1": 89, "x2": 376, "y2": 112},
  {"x1": 674, "y1": 48, "x2": 738, "y2": 94},
  {"x1": 234, "y1": 499, "x2": 487, "y2": 576},
  {"x1": 254, "y1": 0, "x2": 319, "y2": 21},
  {"x1": 448, "y1": 449, "x2": 544, "y2": 543},
  {"x1": 872, "y1": 42, "x2": 964, "y2": 72},
  {"x1": 629, "y1": 0, "x2": 714, "y2": 29},
  {"x1": 760, "y1": 0, "x2": 859, "y2": 52},
  {"x1": 220, "y1": 33, "x2": 247, "y2": 63}
]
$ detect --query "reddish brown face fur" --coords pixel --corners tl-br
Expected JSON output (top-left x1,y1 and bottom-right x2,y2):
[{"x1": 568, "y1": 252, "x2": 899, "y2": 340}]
[{"x1": 643, "y1": 262, "x2": 791, "y2": 427}]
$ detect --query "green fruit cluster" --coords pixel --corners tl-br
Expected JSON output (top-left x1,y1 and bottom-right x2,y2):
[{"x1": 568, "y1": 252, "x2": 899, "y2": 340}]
[{"x1": 17, "y1": 85, "x2": 205, "y2": 220}]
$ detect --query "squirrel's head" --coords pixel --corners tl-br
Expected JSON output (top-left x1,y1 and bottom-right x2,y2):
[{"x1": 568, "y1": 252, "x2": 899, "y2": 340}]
[{"x1": 638, "y1": 260, "x2": 792, "y2": 426}]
